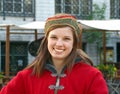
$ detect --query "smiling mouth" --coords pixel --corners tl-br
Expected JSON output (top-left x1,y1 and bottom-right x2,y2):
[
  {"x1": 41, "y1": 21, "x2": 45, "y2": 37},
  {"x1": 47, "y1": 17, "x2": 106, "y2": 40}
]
[{"x1": 54, "y1": 48, "x2": 64, "y2": 53}]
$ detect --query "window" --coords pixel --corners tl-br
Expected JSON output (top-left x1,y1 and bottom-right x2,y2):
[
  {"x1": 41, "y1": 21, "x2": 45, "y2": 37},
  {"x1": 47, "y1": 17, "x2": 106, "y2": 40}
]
[
  {"x1": 100, "y1": 47, "x2": 114, "y2": 63},
  {"x1": 4, "y1": 0, "x2": 22, "y2": 13},
  {"x1": 24, "y1": 0, "x2": 33, "y2": 13},
  {"x1": 55, "y1": 0, "x2": 92, "y2": 19},
  {"x1": 0, "y1": 0, "x2": 35, "y2": 17},
  {"x1": 0, "y1": 1, "x2": 1, "y2": 12},
  {"x1": 1, "y1": 42, "x2": 28, "y2": 76},
  {"x1": 110, "y1": 0, "x2": 120, "y2": 19},
  {"x1": 117, "y1": 43, "x2": 120, "y2": 62}
]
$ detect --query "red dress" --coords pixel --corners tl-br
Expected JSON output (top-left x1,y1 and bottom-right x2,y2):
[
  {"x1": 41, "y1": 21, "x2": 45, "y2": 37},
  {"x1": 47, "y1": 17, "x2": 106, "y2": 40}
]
[{"x1": 0, "y1": 61, "x2": 108, "y2": 94}]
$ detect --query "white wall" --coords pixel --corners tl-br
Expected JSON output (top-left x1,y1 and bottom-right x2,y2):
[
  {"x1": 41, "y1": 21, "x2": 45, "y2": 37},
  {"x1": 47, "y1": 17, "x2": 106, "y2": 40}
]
[
  {"x1": 86, "y1": 43, "x2": 100, "y2": 66},
  {"x1": 36, "y1": 0, "x2": 55, "y2": 21}
]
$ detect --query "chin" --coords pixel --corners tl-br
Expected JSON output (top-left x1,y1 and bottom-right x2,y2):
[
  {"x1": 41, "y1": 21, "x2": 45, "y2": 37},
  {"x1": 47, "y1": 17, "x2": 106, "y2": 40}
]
[{"x1": 52, "y1": 56, "x2": 65, "y2": 60}]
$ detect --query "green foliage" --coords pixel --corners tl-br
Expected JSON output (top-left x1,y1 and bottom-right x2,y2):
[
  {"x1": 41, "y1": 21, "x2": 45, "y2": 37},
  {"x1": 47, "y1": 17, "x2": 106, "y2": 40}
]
[
  {"x1": 92, "y1": 3, "x2": 106, "y2": 20},
  {"x1": 0, "y1": 72, "x2": 4, "y2": 79},
  {"x1": 84, "y1": 3, "x2": 106, "y2": 44},
  {"x1": 96, "y1": 63, "x2": 117, "y2": 80},
  {"x1": 83, "y1": 31, "x2": 102, "y2": 43}
]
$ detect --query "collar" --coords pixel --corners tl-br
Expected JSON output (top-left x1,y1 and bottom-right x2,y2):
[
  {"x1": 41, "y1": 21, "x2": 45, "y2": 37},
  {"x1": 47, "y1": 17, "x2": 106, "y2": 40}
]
[{"x1": 45, "y1": 57, "x2": 82, "y2": 74}]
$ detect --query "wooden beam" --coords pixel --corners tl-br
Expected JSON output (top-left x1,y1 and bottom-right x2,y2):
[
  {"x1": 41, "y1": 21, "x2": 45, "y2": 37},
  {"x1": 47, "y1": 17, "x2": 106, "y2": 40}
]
[
  {"x1": 78, "y1": 24, "x2": 83, "y2": 49},
  {"x1": 34, "y1": 29, "x2": 37, "y2": 40},
  {"x1": 5, "y1": 26, "x2": 10, "y2": 77},
  {"x1": 103, "y1": 31, "x2": 106, "y2": 63}
]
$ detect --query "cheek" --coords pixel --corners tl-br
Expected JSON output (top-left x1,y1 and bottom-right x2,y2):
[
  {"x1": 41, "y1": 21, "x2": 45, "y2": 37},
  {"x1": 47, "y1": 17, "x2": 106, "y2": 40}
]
[
  {"x1": 47, "y1": 42, "x2": 52, "y2": 54},
  {"x1": 47, "y1": 40, "x2": 51, "y2": 49},
  {"x1": 47, "y1": 39, "x2": 54, "y2": 49},
  {"x1": 67, "y1": 42, "x2": 73, "y2": 50}
]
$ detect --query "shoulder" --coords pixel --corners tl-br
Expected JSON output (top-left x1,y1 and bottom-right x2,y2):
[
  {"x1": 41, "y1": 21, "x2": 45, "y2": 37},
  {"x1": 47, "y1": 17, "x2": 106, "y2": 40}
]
[
  {"x1": 73, "y1": 61, "x2": 106, "y2": 84},
  {"x1": 7, "y1": 69, "x2": 34, "y2": 87},
  {"x1": 69, "y1": 62, "x2": 108, "y2": 93},
  {"x1": 12, "y1": 68, "x2": 33, "y2": 80},
  {"x1": 73, "y1": 61, "x2": 103, "y2": 77},
  {"x1": 18, "y1": 68, "x2": 33, "y2": 75},
  {"x1": 0, "y1": 69, "x2": 34, "y2": 93}
]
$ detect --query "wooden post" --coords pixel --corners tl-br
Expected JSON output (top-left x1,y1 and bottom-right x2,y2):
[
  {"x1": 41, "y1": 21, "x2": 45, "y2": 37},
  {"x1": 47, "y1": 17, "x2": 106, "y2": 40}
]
[
  {"x1": 78, "y1": 23, "x2": 83, "y2": 49},
  {"x1": 5, "y1": 26, "x2": 10, "y2": 77},
  {"x1": 103, "y1": 31, "x2": 106, "y2": 64},
  {"x1": 35, "y1": 29, "x2": 37, "y2": 40}
]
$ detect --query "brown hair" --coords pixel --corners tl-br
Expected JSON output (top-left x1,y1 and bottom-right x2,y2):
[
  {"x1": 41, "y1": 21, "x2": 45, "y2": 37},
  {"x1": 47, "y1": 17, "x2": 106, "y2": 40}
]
[
  {"x1": 25, "y1": 25, "x2": 79, "y2": 77},
  {"x1": 25, "y1": 13, "x2": 93, "y2": 77}
]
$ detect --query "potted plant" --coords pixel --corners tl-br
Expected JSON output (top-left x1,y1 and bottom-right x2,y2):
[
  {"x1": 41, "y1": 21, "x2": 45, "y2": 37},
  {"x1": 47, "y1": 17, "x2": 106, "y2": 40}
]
[
  {"x1": 96, "y1": 63, "x2": 117, "y2": 80},
  {"x1": 0, "y1": 72, "x2": 4, "y2": 84}
]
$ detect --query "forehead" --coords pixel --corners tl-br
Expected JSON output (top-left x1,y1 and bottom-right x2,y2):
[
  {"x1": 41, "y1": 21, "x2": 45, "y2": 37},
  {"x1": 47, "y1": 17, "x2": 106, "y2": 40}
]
[{"x1": 48, "y1": 27, "x2": 73, "y2": 35}]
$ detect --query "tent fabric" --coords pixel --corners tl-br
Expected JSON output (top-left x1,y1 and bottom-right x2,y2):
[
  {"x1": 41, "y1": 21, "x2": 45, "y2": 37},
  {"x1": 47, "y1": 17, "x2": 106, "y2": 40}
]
[
  {"x1": 17, "y1": 20, "x2": 120, "y2": 31},
  {"x1": 1, "y1": 20, "x2": 120, "y2": 31},
  {"x1": 17, "y1": 21, "x2": 45, "y2": 29},
  {"x1": 78, "y1": 20, "x2": 120, "y2": 31},
  {"x1": 0, "y1": 24, "x2": 15, "y2": 27}
]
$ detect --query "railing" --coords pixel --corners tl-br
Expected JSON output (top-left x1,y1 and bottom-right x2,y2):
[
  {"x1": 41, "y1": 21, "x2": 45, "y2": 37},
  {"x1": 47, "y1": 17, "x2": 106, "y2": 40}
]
[{"x1": 107, "y1": 69, "x2": 120, "y2": 94}]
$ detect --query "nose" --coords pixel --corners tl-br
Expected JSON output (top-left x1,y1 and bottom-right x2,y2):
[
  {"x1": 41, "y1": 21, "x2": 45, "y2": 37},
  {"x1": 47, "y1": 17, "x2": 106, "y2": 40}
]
[{"x1": 56, "y1": 39, "x2": 63, "y2": 46}]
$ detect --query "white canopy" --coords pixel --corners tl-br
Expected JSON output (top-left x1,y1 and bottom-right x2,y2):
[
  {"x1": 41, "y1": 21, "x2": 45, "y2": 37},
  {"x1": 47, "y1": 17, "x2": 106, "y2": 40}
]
[
  {"x1": 78, "y1": 20, "x2": 120, "y2": 31},
  {"x1": 17, "y1": 20, "x2": 120, "y2": 31},
  {"x1": 1, "y1": 20, "x2": 120, "y2": 31},
  {"x1": 0, "y1": 24, "x2": 15, "y2": 27},
  {"x1": 17, "y1": 21, "x2": 45, "y2": 29}
]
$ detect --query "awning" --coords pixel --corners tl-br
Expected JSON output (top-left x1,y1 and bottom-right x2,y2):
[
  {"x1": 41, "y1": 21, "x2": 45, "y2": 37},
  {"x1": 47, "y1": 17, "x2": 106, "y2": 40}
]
[
  {"x1": 17, "y1": 21, "x2": 45, "y2": 29},
  {"x1": 0, "y1": 24, "x2": 15, "y2": 27},
  {"x1": 15, "y1": 20, "x2": 120, "y2": 31},
  {"x1": 78, "y1": 20, "x2": 120, "y2": 31}
]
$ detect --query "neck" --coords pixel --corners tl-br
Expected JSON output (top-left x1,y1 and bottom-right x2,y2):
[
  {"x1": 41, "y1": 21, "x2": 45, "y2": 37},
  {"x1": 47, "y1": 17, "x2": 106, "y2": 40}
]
[{"x1": 52, "y1": 59, "x2": 65, "y2": 74}]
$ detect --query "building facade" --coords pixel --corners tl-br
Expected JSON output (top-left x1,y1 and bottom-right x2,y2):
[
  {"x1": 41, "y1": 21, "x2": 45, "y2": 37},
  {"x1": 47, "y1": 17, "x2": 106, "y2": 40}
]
[{"x1": 0, "y1": 0, "x2": 120, "y2": 76}]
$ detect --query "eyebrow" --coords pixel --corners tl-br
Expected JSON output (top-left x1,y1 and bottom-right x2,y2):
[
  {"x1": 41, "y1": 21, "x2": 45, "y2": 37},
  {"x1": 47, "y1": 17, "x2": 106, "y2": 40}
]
[{"x1": 51, "y1": 34, "x2": 72, "y2": 37}]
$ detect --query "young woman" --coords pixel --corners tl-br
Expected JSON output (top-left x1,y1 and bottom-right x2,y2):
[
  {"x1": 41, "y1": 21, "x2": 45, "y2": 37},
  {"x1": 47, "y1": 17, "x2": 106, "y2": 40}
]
[{"x1": 0, "y1": 14, "x2": 108, "y2": 94}]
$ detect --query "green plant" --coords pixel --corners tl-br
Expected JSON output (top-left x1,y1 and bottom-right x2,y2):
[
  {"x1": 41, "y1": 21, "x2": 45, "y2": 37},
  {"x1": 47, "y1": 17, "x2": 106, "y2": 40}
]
[
  {"x1": 96, "y1": 63, "x2": 117, "y2": 80},
  {"x1": 0, "y1": 72, "x2": 4, "y2": 79},
  {"x1": 84, "y1": 3, "x2": 106, "y2": 45}
]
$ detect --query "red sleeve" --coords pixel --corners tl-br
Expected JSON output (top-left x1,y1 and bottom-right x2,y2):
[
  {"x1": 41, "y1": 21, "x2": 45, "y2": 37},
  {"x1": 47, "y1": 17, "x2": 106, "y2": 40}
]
[
  {"x1": 88, "y1": 70, "x2": 109, "y2": 94},
  {"x1": 0, "y1": 71, "x2": 25, "y2": 94}
]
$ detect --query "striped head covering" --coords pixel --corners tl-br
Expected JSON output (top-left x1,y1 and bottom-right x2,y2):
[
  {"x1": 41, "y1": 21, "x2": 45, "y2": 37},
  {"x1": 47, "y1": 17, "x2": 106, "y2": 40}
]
[{"x1": 44, "y1": 13, "x2": 81, "y2": 39}]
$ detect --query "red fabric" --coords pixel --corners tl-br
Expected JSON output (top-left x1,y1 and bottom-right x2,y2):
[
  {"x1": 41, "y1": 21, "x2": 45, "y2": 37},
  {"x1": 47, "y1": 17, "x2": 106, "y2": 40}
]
[{"x1": 0, "y1": 62, "x2": 108, "y2": 94}]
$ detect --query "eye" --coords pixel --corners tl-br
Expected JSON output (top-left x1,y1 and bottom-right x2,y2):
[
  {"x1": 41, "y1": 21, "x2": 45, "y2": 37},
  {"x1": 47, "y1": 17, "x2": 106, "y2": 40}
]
[
  {"x1": 64, "y1": 37, "x2": 71, "y2": 41},
  {"x1": 50, "y1": 36, "x2": 57, "y2": 39}
]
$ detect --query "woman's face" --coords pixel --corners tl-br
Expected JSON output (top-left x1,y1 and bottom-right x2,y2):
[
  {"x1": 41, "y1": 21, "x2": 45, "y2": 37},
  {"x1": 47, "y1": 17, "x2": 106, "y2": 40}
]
[{"x1": 47, "y1": 27, "x2": 74, "y2": 61}]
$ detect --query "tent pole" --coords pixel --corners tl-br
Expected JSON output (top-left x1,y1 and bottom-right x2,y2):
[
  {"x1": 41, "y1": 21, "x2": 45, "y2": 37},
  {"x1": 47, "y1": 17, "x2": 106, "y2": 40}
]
[
  {"x1": 78, "y1": 24, "x2": 83, "y2": 49},
  {"x1": 103, "y1": 31, "x2": 106, "y2": 64},
  {"x1": 5, "y1": 26, "x2": 10, "y2": 77},
  {"x1": 34, "y1": 29, "x2": 37, "y2": 40}
]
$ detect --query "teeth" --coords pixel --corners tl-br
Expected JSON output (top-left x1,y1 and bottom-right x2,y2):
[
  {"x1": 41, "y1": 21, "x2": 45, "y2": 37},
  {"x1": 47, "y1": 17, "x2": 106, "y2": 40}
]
[{"x1": 54, "y1": 49, "x2": 64, "y2": 53}]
